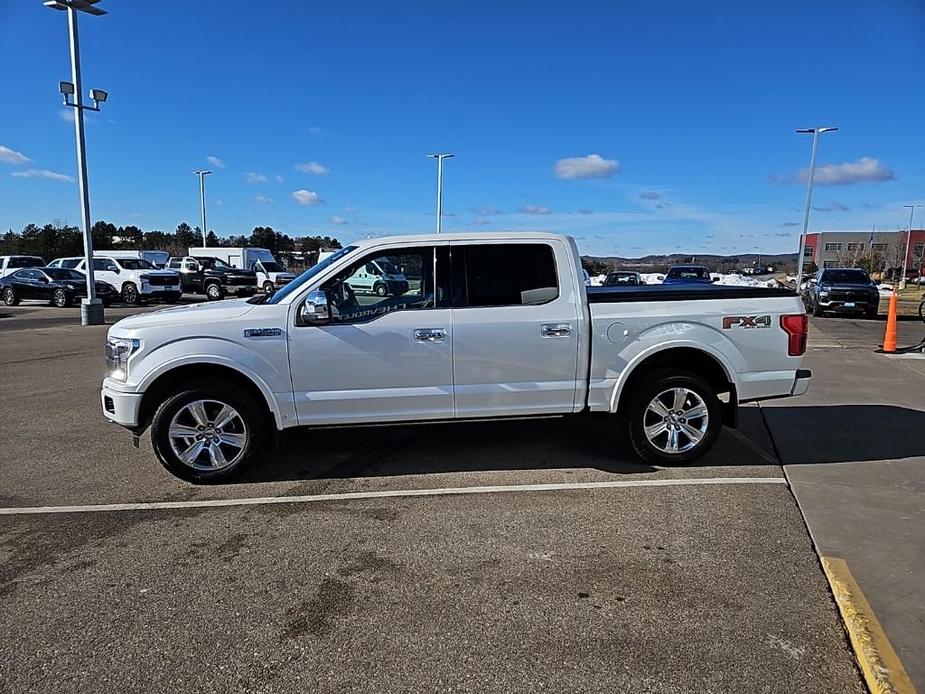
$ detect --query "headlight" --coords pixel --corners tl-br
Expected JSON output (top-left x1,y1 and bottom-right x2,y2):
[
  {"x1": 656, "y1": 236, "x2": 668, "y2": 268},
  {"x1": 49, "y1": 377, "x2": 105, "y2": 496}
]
[
  {"x1": 819, "y1": 290, "x2": 829, "y2": 297},
  {"x1": 105, "y1": 337, "x2": 140, "y2": 381}
]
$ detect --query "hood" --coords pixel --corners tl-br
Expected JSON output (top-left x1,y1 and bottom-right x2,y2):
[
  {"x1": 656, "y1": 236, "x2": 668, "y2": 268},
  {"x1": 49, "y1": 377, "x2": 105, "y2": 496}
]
[{"x1": 112, "y1": 298, "x2": 255, "y2": 331}]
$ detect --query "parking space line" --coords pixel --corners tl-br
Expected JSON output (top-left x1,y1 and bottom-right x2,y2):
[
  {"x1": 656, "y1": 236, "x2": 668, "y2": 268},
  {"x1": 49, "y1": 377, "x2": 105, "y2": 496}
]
[{"x1": 0, "y1": 477, "x2": 786, "y2": 516}]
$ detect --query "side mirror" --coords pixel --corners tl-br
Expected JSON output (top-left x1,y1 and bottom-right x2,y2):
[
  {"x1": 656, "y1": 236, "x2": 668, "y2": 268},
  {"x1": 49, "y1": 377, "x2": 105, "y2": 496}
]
[
  {"x1": 299, "y1": 289, "x2": 330, "y2": 324},
  {"x1": 711, "y1": 277, "x2": 720, "y2": 283}
]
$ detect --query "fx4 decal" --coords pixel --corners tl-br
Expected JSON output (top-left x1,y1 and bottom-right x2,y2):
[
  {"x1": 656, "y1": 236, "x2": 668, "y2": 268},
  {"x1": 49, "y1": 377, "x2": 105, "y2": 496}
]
[{"x1": 722, "y1": 315, "x2": 772, "y2": 329}]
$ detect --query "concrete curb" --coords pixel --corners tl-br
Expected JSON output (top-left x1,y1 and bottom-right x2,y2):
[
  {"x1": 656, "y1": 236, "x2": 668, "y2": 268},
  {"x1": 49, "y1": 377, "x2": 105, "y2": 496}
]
[{"x1": 821, "y1": 557, "x2": 916, "y2": 694}]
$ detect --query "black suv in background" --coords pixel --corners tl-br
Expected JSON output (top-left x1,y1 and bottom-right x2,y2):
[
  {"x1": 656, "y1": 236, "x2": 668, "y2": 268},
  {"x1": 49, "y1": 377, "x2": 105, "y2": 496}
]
[
  {"x1": 802, "y1": 268, "x2": 881, "y2": 318},
  {"x1": 167, "y1": 256, "x2": 258, "y2": 301}
]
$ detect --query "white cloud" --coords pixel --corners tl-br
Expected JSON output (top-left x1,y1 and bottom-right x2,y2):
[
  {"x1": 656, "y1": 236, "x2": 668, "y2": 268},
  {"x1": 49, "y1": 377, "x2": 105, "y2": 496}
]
[
  {"x1": 292, "y1": 189, "x2": 324, "y2": 206},
  {"x1": 813, "y1": 201, "x2": 850, "y2": 212},
  {"x1": 345, "y1": 205, "x2": 358, "y2": 213},
  {"x1": 215, "y1": 200, "x2": 224, "y2": 206},
  {"x1": 639, "y1": 191, "x2": 661, "y2": 200},
  {"x1": 475, "y1": 205, "x2": 502, "y2": 215},
  {"x1": 206, "y1": 155, "x2": 225, "y2": 168},
  {"x1": 521, "y1": 204, "x2": 553, "y2": 215},
  {"x1": 11, "y1": 168, "x2": 74, "y2": 183},
  {"x1": 255, "y1": 195, "x2": 273, "y2": 204},
  {"x1": 554, "y1": 154, "x2": 620, "y2": 180},
  {"x1": 330, "y1": 215, "x2": 348, "y2": 225},
  {"x1": 58, "y1": 109, "x2": 75, "y2": 123},
  {"x1": 244, "y1": 171, "x2": 268, "y2": 183},
  {"x1": 275, "y1": 174, "x2": 284, "y2": 183},
  {"x1": 295, "y1": 161, "x2": 329, "y2": 175},
  {"x1": 0, "y1": 145, "x2": 31, "y2": 165},
  {"x1": 796, "y1": 157, "x2": 894, "y2": 185}
]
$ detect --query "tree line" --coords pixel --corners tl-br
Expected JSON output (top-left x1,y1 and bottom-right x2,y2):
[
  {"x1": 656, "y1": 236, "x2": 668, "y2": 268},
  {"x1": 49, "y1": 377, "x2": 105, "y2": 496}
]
[{"x1": 0, "y1": 221, "x2": 342, "y2": 267}]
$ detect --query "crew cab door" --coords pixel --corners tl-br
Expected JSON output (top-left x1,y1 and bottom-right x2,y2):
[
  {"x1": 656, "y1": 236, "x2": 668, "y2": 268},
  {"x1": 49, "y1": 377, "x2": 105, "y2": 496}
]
[
  {"x1": 79, "y1": 258, "x2": 121, "y2": 291},
  {"x1": 450, "y1": 241, "x2": 582, "y2": 417},
  {"x1": 288, "y1": 244, "x2": 453, "y2": 425}
]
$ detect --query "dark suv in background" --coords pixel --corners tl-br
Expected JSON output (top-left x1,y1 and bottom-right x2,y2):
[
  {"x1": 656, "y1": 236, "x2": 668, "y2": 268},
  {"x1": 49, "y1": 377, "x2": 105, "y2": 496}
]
[
  {"x1": 802, "y1": 268, "x2": 881, "y2": 318},
  {"x1": 167, "y1": 256, "x2": 258, "y2": 301}
]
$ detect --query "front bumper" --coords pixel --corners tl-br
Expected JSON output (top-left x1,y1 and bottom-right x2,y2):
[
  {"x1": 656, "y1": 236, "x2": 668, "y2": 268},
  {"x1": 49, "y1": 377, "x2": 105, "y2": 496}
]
[
  {"x1": 140, "y1": 283, "x2": 181, "y2": 296},
  {"x1": 791, "y1": 368, "x2": 812, "y2": 396},
  {"x1": 101, "y1": 383, "x2": 143, "y2": 428},
  {"x1": 818, "y1": 297, "x2": 878, "y2": 312}
]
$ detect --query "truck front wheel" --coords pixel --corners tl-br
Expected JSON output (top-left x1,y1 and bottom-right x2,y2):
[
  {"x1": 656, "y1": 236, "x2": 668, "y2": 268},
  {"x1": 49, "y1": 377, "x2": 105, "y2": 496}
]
[
  {"x1": 626, "y1": 370, "x2": 721, "y2": 466},
  {"x1": 205, "y1": 282, "x2": 224, "y2": 301},
  {"x1": 150, "y1": 380, "x2": 265, "y2": 483}
]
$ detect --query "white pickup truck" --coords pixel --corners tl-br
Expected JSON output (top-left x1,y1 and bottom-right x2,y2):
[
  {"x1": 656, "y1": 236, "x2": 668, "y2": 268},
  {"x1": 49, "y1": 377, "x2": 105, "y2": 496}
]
[{"x1": 101, "y1": 232, "x2": 810, "y2": 482}]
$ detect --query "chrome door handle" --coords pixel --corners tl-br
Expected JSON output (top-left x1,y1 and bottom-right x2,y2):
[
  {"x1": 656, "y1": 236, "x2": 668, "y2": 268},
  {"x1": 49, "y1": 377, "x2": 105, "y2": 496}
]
[
  {"x1": 541, "y1": 323, "x2": 572, "y2": 338},
  {"x1": 414, "y1": 328, "x2": 446, "y2": 343}
]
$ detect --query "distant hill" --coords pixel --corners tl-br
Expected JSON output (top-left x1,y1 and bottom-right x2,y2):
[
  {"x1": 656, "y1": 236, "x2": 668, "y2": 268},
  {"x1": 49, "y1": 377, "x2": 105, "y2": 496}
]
[{"x1": 582, "y1": 252, "x2": 799, "y2": 273}]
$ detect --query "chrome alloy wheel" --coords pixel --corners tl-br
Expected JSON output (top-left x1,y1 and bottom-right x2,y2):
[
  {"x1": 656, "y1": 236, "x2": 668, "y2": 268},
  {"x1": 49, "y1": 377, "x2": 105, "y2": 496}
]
[
  {"x1": 642, "y1": 387, "x2": 709, "y2": 454},
  {"x1": 168, "y1": 399, "x2": 248, "y2": 471}
]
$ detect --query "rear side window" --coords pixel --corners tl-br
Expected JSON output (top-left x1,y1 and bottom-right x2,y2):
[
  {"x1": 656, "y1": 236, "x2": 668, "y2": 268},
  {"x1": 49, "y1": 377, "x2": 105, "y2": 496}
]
[
  {"x1": 455, "y1": 244, "x2": 558, "y2": 307},
  {"x1": 61, "y1": 258, "x2": 80, "y2": 269},
  {"x1": 9, "y1": 257, "x2": 43, "y2": 268}
]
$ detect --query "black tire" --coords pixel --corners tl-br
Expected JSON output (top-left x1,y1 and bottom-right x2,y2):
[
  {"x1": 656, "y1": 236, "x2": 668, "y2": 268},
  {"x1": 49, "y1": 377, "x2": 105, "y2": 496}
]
[
  {"x1": 811, "y1": 301, "x2": 824, "y2": 317},
  {"x1": 374, "y1": 282, "x2": 388, "y2": 297},
  {"x1": 205, "y1": 282, "x2": 224, "y2": 301},
  {"x1": 1, "y1": 287, "x2": 19, "y2": 306},
  {"x1": 121, "y1": 282, "x2": 140, "y2": 305},
  {"x1": 52, "y1": 288, "x2": 71, "y2": 308},
  {"x1": 865, "y1": 306, "x2": 879, "y2": 320},
  {"x1": 626, "y1": 369, "x2": 722, "y2": 466},
  {"x1": 919, "y1": 300, "x2": 925, "y2": 324},
  {"x1": 263, "y1": 281, "x2": 275, "y2": 294},
  {"x1": 150, "y1": 379, "x2": 266, "y2": 483}
]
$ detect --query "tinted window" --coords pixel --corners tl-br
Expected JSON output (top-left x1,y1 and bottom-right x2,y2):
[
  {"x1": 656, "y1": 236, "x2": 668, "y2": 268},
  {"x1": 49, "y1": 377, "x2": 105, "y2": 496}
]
[
  {"x1": 259, "y1": 261, "x2": 285, "y2": 273},
  {"x1": 93, "y1": 258, "x2": 117, "y2": 271},
  {"x1": 194, "y1": 257, "x2": 232, "y2": 269},
  {"x1": 9, "y1": 257, "x2": 44, "y2": 268},
  {"x1": 320, "y1": 246, "x2": 449, "y2": 323},
  {"x1": 168, "y1": 258, "x2": 182, "y2": 269},
  {"x1": 456, "y1": 244, "x2": 558, "y2": 307},
  {"x1": 117, "y1": 259, "x2": 154, "y2": 270},
  {"x1": 46, "y1": 268, "x2": 85, "y2": 280},
  {"x1": 61, "y1": 258, "x2": 81, "y2": 269},
  {"x1": 604, "y1": 273, "x2": 639, "y2": 286},
  {"x1": 16, "y1": 269, "x2": 40, "y2": 279},
  {"x1": 821, "y1": 269, "x2": 871, "y2": 284},
  {"x1": 667, "y1": 266, "x2": 709, "y2": 280}
]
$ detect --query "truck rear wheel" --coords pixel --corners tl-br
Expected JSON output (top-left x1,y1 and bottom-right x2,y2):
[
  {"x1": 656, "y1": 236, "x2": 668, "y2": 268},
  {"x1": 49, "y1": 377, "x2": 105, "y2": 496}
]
[
  {"x1": 626, "y1": 370, "x2": 721, "y2": 466},
  {"x1": 150, "y1": 379, "x2": 265, "y2": 483}
]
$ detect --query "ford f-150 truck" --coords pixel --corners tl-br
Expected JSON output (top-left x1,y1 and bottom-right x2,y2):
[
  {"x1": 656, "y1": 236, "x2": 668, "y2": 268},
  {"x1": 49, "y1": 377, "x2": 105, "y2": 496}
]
[{"x1": 101, "y1": 232, "x2": 811, "y2": 482}]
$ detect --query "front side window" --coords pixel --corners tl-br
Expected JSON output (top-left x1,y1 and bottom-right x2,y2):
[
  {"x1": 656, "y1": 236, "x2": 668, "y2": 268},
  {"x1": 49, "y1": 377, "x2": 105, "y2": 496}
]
[
  {"x1": 195, "y1": 257, "x2": 232, "y2": 270},
  {"x1": 454, "y1": 243, "x2": 558, "y2": 307},
  {"x1": 168, "y1": 258, "x2": 182, "y2": 269},
  {"x1": 93, "y1": 258, "x2": 117, "y2": 272},
  {"x1": 117, "y1": 259, "x2": 154, "y2": 270},
  {"x1": 319, "y1": 246, "x2": 447, "y2": 323}
]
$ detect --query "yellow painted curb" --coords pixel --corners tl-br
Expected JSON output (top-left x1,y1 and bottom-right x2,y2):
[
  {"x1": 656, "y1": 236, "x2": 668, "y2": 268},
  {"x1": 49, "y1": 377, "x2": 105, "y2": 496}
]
[{"x1": 821, "y1": 557, "x2": 916, "y2": 694}]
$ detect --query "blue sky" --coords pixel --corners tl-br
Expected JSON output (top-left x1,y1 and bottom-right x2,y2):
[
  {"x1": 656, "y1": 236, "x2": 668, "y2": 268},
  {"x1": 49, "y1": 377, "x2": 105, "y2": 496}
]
[{"x1": 2, "y1": 0, "x2": 924, "y2": 256}]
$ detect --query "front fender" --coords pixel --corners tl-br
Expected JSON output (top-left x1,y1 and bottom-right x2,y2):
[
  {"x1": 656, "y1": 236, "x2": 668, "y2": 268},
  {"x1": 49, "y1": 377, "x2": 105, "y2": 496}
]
[{"x1": 129, "y1": 337, "x2": 292, "y2": 429}]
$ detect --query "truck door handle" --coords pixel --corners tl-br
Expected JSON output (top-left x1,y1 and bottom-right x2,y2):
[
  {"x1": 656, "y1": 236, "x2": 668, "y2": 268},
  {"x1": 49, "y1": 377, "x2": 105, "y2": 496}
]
[
  {"x1": 414, "y1": 328, "x2": 446, "y2": 343},
  {"x1": 541, "y1": 323, "x2": 572, "y2": 338}
]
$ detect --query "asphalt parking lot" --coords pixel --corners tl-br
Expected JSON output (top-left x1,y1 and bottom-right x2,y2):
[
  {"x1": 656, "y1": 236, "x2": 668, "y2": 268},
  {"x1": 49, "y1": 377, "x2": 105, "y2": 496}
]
[{"x1": 2, "y1": 304, "x2": 922, "y2": 692}]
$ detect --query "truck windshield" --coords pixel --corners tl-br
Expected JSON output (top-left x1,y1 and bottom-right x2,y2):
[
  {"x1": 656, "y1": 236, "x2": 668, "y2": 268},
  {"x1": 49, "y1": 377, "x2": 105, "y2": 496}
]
[
  {"x1": 821, "y1": 269, "x2": 870, "y2": 284},
  {"x1": 196, "y1": 257, "x2": 233, "y2": 270},
  {"x1": 667, "y1": 266, "x2": 709, "y2": 279},
  {"x1": 260, "y1": 261, "x2": 285, "y2": 273},
  {"x1": 266, "y1": 246, "x2": 357, "y2": 304}
]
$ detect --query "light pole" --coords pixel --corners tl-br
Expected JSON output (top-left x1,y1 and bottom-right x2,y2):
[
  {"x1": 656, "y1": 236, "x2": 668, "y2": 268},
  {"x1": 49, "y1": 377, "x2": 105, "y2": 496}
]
[
  {"x1": 45, "y1": 0, "x2": 108, "y2": 326},
  {"x1": 900, "y1": 204, "x2": 921, "y2": 289},
  {"x1": 192, "y1": 170, "x2": 212, "y2": 246},
  {"x1": 426, "y1": 153, "x2": 454, "y2": 233},
  {"x1": 794, "y1": 127, "x2": 838, "y2": 290}
]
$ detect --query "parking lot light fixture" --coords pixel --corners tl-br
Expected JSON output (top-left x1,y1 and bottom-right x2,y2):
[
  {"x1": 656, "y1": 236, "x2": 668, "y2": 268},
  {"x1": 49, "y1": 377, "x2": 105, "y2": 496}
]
[
  {"x1": 192, "y1": 170, "x2": 213, "y2": 247},
  {"x1": 426, "y1": 153, "x2": 454, "y2": 234},
  {"x1": 44, "y1": 0, "x2": 109, "y2": 326},
  {"x1": 900, "y1": 204, "x2": 922, "y2": 289},
  {"x1": 794, "y1": 127, "x2": 838, "y2": 290}
]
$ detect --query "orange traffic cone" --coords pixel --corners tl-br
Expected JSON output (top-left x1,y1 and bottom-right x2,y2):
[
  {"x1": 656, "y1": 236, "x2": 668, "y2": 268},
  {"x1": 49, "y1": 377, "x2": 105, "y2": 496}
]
[{"x1": 882, "y1": 290, "x2": 898, "y2": 353}]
